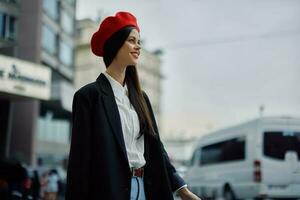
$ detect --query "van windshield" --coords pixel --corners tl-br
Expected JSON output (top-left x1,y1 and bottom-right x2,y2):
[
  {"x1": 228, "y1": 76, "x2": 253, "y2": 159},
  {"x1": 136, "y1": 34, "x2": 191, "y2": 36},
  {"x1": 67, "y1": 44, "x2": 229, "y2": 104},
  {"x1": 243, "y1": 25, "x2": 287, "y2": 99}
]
[{"x1": 264, "y1": 131, "x2": 300, "y2": 160}]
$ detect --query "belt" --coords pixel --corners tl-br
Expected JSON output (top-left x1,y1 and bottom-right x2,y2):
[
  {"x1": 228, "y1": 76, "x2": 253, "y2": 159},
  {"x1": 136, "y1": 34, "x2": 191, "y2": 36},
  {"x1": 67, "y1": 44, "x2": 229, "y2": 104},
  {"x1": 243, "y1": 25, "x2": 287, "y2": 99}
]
[{"x1": 130, "y1": 167, "x2": 144, "y2": 178}]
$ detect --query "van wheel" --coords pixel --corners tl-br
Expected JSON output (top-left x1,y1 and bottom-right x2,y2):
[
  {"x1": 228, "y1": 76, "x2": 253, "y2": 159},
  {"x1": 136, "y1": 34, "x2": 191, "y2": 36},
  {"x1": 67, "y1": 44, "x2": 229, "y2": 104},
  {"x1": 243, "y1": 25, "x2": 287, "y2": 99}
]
[{"x1": 223, "y1": 188, "x2": 235, "y2": 200}]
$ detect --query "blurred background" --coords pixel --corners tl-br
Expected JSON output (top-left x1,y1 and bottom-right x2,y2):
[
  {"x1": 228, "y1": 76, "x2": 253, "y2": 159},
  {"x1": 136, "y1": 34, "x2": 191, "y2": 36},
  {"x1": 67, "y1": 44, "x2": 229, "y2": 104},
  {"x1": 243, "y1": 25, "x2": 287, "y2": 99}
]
[{"x1": 0, "y1": 0, "x2": 299, "y2": 199}]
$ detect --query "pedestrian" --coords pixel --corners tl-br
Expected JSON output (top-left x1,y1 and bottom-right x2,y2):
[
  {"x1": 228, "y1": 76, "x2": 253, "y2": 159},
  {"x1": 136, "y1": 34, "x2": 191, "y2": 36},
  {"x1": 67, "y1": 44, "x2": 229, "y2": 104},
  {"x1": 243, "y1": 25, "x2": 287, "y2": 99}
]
[
  {"x1": 39, "y1": 172, "x2": 48, "y2": 199},
  {"x1": 44, "y1": 169, "x2": 59, "y2": 200},
  {"x1": 65, "y1": 11, "x2": 201, "y2": 200},
  {"x1": 31, "y1": 170, "x2": 41, "y2": 200}
]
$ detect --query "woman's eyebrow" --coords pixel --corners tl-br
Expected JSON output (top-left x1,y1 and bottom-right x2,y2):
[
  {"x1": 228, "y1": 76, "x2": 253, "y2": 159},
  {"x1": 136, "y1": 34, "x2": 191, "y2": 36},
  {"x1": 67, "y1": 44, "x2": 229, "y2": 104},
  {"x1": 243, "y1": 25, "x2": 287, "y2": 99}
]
[{"x1": 129, "y1": 36, "x2": 140, "y2": 40}]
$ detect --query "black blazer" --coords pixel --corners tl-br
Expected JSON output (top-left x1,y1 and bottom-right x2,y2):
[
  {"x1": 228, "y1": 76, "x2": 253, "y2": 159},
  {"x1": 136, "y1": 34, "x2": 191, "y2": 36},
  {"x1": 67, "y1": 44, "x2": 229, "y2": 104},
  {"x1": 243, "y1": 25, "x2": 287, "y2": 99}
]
[{"x1": 65, "y1": 73, "x2": 185, "y2": 200}]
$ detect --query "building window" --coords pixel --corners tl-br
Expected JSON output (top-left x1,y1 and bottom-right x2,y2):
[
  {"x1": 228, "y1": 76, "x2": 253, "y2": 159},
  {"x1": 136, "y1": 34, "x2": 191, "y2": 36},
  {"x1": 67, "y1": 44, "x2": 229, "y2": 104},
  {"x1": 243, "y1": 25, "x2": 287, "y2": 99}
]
[
  {"x1": 8, "y1": 16, "x2": 16, "y2": 39},
  {"x1": 0, "y1": 0, "x2": 17, "y2": 3},
  {"x1": 42, "y1": 24, "x2": 57, "y2": 55},
  {"x1": 43, "y1": 0, "x2": 58, "y2": 20},
  {"x1": 0, "y1": 13, "x2": 5, "y2": 37},
  {"x1": 60, "y1": 10, "x2": 74, "y2": 35},
  {"x1": 65, "y1": 0, "x2": 75, "y2": 6},
  {"x1": 59, "y1": 40, "x2": 73, "y2": 66},
  {"x1": 37, "y1": 116, "x2": 70, "y2": 144},
  {"x1": 0, "y1": 12, "x2": 17, "y2": 40}
]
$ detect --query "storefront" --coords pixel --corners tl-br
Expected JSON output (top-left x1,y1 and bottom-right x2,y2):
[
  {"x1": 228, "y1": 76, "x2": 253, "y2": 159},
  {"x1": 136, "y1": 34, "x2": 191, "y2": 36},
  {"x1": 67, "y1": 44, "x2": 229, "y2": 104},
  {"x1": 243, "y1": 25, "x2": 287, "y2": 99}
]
[{"x1": 0, "y1": 54, "x2": 51, "y2": 164}]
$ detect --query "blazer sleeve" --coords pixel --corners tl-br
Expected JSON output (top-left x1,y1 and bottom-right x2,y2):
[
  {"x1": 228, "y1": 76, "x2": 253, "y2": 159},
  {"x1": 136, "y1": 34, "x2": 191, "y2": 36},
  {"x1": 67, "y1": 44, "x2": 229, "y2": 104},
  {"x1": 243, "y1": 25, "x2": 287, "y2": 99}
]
[
  {"x1": 142, "y1": 91, "x2": 186, "y2": 192},
  {"x1": 65, "y1": 91, "x2": 92, "y2": 200}
]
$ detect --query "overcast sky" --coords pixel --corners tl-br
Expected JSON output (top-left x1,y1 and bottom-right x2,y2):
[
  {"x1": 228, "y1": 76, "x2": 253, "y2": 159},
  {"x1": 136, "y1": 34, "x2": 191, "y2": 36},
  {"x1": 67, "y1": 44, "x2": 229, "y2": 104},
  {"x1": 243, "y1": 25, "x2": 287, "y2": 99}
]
[{"x1": 77, "y1": 0, "x2": 300, "y2": 138}]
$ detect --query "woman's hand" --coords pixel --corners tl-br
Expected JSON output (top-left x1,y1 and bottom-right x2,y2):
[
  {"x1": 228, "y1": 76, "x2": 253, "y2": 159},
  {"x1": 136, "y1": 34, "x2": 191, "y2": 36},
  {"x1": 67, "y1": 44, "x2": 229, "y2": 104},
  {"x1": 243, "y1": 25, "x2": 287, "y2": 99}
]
[{"x1": 177, "y1": 187, "x2": 202, "y2": 200}]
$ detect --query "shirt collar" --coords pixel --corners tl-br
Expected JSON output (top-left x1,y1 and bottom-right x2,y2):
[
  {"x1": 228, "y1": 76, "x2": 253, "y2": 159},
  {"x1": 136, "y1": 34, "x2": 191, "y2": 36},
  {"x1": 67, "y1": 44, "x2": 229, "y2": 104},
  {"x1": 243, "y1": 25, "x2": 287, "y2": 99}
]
[{"x1": 103, "y1": 72, "x2": 128, "y2": 101}]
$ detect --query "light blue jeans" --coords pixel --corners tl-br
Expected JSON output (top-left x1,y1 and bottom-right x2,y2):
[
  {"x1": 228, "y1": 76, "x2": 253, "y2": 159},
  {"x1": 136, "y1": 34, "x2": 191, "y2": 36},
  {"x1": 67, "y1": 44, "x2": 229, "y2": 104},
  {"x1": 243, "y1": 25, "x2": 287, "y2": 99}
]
[{"x1": 130, "y1": 176, "x2": 146, "y2": 200}]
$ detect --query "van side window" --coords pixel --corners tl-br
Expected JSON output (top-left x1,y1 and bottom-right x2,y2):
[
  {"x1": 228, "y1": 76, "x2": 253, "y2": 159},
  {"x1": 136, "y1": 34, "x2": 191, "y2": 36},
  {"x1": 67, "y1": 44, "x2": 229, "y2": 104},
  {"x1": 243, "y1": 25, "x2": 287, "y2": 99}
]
[
  {"x1": 200, "y1": 137, "x2": 246, "y2": 165},
  {"x1": 189, "y1": 148, "x2": 200, "y2": 166},
  {"x1": 264, "y1": 131, "x2": 300, "y2": 160}
]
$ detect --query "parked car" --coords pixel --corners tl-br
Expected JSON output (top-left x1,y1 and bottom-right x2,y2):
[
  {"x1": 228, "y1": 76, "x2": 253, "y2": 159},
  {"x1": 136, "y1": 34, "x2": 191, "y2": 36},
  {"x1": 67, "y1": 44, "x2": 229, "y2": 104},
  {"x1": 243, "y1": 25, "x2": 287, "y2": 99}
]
[{"x1": 185, "y1": 116, "x2": 300, "y2": 200}]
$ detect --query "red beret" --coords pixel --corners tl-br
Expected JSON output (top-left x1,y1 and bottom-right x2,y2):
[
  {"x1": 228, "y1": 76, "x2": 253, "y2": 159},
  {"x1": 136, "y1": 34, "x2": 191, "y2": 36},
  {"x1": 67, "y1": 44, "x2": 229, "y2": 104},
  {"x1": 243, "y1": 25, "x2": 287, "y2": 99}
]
[{"x1": 90, "y1": 11, "x2": 140, "y2": 57}]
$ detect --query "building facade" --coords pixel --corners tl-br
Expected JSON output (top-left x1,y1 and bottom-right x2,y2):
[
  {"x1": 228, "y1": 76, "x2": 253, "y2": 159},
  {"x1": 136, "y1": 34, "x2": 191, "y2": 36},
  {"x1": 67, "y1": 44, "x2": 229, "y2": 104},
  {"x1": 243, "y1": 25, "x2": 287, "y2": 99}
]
[
  {"x1": 0, "y1": 0, "x2": 18, "y2": 56},
  {"x1": 138, "y1": 48, "x2": 163, "y2": 127},
  {"x1": 74, "y1": 18, "x2": 105, "y2": 89},
  {"x1": 0, "y1": 0, "x2": 77, "y2": 166}
]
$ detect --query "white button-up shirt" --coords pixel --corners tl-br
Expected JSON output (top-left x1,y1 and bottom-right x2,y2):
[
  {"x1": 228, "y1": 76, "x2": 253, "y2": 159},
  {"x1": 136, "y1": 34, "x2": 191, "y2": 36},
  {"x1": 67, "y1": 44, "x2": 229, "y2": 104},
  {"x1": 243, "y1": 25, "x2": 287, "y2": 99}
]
[{"x1": 103, "y1": 72, "x2": 146, "y2": 169}]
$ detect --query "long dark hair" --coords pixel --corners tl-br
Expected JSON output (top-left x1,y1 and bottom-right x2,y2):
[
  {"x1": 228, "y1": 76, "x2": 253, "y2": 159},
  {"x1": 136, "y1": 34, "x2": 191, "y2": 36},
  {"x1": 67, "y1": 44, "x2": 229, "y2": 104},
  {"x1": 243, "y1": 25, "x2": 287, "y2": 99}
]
[{"x1": 103, "y1": 26, "x2": 157, "y2": 138}]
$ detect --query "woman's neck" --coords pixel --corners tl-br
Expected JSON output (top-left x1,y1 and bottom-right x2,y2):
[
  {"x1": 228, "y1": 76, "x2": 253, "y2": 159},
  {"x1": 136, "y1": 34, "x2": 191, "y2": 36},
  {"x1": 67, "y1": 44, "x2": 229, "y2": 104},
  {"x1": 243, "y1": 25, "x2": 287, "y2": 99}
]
[{"x1": 105, "y1": 63, "x2": 127, "y2": 86}]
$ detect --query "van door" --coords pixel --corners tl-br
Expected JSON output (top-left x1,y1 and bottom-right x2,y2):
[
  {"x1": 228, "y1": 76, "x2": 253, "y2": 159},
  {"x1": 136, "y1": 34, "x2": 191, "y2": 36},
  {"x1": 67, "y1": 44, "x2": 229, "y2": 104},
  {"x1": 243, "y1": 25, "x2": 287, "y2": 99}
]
[
  {"x1": 262, "y1": 131, "x2": 300, "y2": 185},
  {"x1": 285, "y1": 151, "x2": 300, "y2": 184}
]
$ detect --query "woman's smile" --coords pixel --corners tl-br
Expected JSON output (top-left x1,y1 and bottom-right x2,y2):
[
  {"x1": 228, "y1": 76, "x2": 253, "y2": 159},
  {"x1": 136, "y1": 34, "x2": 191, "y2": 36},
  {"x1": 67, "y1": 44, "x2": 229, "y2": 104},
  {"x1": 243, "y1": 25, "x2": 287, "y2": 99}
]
[{"x1": 131, "y1": 52, "x2": 139, "y2": 59}]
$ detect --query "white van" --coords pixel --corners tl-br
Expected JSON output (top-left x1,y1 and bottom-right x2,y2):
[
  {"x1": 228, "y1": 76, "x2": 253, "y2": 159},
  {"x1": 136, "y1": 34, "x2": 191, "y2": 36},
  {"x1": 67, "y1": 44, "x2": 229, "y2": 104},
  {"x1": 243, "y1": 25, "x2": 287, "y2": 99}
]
[{"x1": 184, "y1": 116, "x2": 300, "y2": 200}]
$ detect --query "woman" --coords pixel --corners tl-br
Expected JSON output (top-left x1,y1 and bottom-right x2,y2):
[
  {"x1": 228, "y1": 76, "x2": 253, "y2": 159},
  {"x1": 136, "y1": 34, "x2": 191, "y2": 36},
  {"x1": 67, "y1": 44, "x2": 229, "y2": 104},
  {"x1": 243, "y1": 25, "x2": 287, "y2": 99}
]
[
  {"x1": 66, "y1": 11, "x2": 201, "y2": 200},
  {"x1": 45, "y1": 169, "x2": 59, "y2": 200}
]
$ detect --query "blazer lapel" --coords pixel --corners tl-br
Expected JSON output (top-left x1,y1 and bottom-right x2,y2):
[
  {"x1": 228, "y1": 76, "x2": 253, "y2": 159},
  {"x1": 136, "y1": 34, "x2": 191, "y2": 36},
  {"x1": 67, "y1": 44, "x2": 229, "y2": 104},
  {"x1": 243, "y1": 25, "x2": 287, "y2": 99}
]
[{"x1": 96, "y1": 73, "x2": 129, "y2": 166}]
